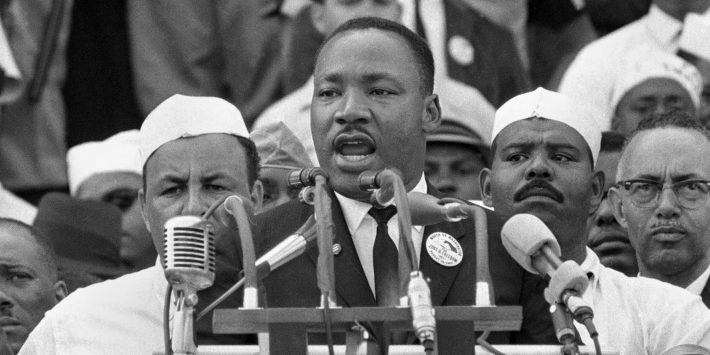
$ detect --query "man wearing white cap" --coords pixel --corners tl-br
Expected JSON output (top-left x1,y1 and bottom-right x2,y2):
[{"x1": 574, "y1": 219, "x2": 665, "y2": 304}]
[
  {"x1": 480, "y1": 87, "x2": 710, "y2": 353},
  {"x1": 67, "y1": 130, "x2": 155, "y2": 271},
  {"x1": 610, "y1": 47, "x2": 703, "y2": 135},
  {"x1": 20, "y1": 94, "x2": 262, "y2": 354},
  {"x1": 559, "y1": 0, "x2": 710, "y2": 130}
]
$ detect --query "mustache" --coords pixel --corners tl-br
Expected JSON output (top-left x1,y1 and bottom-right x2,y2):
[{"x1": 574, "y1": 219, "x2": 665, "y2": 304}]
[{"x1": 514, "y1": 180, "x2": 564, "y2": 203}]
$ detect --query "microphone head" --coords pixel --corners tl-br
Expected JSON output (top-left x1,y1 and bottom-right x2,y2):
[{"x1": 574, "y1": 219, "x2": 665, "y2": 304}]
[
  {"x1": 501, "y1": 214, "x2": 561, "y2": 274},
  {"x1": 163, "y1": 215, "x2": 216, "y2": 292}
]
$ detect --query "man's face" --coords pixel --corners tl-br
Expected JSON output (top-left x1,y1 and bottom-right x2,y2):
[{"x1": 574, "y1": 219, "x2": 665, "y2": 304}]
[
  {"x1": 425, "y1": 142, "x2": 487, "y2": 200},
  {"x1": 77, "y1": 172, "x2": 154, "y2": 268},
  {"x1": 613, "y1": 78, "x2": 696, "y2": 135},
  {"x1": 139, "y1": 134, "x2": 254, "y2": 258},
  {"x1": 610, "y1": 128, "x2": 710, "y2": 277},
  {"x1": 311, "y1": 29, "x2": 440, "y2": 201},
  {"x1": 313, "y1": 0, "x2": 401, "y2": 36},
  {"x1": 0, "y1": 227, "x2": 64, "y2": 353},
  {"x1": 586, "y1": 151, "x2": 638, "y2": 276},
  {"x1": 260, "y1": 168, "x2": 301, "y2": 211},
  {"x1": 481, "y1": 118, "x2": 600, "y2": 250}
]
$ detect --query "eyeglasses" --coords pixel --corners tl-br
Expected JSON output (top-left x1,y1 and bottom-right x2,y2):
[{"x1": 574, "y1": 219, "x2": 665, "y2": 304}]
[{"x1": 615, "y1": 179, "x2": 710, "y2": 210}]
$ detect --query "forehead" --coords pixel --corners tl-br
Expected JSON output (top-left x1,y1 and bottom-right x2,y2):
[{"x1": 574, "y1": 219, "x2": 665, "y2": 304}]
[
  {"x1": 315, "y1": 29, "x2": 420, "y2": 85},
  {"x1": 144, "y1": 134, "x2": 248, "y2": 182},
  {"x1": 623, "y1": 78, "x2": 690, "y2": 101},
  {"x1": 0, "y1": 227, "x2": 46, "y2": 270},
  {"x1": 494, "y1": 118, "x2": 590, "y2": 155},
  {"x1": 620, "y1": 128, "x2": 710, "y2": 179}
]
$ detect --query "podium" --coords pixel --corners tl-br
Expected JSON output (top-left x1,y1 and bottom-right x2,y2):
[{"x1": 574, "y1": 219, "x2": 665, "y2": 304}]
[{"x1": 211, "y1": 305, "x2": 522, "y2": 354}]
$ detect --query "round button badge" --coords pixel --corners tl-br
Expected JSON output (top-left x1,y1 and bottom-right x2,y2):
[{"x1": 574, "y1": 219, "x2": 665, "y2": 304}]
[{"x1": 426, "y1": 232, "x2": 463, "y2": 267}]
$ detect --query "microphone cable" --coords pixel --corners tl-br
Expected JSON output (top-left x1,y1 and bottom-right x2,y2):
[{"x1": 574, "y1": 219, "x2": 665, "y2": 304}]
[{"x1": 163, "y1": 284, "x2": 173, "y2": 355}]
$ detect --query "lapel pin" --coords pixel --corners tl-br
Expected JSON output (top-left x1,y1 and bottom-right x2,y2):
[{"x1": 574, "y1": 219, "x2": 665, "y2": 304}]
[
  {"x1": 332, "y1": 243, "x2": 342, "y2": 256},
  {"x1": 426, "y1": 232, "x2": 463, "y2": 267}
]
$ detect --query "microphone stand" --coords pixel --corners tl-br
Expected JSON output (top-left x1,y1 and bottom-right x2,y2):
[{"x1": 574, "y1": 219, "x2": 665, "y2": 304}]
[
  {"x1": 360, "y1": 169, "x2": 437, "y2": 354},
  {"x1": 224, "y1": 196, "x2": 258, "y2": 309}
]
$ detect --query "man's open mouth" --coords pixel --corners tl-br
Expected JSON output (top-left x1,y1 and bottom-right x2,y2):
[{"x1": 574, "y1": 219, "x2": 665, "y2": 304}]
[{"x1": 334, "y1": 133, "x2": 376, "y2": 162}]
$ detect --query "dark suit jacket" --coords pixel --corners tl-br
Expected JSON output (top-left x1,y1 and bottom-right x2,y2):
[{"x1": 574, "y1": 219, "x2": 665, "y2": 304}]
[
  {"x1": 702, "y1": 279, "x2": 710, "y2": 309},
  {"x1": 253, "y1": 187, "x2": 555, "y2": 353}
]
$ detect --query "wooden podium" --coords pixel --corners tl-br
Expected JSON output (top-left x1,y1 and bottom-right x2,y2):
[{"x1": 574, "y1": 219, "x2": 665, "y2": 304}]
[{"x1": 211, "y1": 305, "x2": 522, "y2": 354}]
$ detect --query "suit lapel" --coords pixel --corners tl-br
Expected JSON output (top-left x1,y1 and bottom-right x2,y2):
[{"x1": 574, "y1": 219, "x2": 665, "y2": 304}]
[
  {"x1": 306, "y1": 190, "x2": 375, "y2": 307},
  {"x1": 419, "y1": 220, "x2": 468, "y2": 306}
]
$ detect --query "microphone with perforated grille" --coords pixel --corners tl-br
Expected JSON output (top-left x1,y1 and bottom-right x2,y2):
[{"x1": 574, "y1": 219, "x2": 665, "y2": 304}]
[{"x1": 163, "y1": 215, "x2": 216, "y2": 297}]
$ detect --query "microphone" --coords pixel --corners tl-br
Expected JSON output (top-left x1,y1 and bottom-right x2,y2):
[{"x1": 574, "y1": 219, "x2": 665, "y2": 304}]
[
  {"x1": 501, "y1": 214, "x2": 596, "y2": 329},
  {"x1": 254, "y1": 215, "x2": 318, "y2": 280},
  {"x1": 408, "y1": 271, "x2": 436, "y2": 352},
  {"x1": 288, "y1": 167, "x2": 328, "y2": 189},
  {"x1": 163, "y1": 215, "x2": 216, "y2": 355},
  {"x1": 408, "y1": 192, "x2": 468, "y2": 225}
]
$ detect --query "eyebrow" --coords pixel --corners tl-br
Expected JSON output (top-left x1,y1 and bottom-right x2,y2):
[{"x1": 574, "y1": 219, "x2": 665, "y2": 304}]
[
  {"x1": 501, "y1": 141, "x2": 582, "y2": 154},
  {"x1": 320, "y1": 72, "x2": 402, "y2": 85}
]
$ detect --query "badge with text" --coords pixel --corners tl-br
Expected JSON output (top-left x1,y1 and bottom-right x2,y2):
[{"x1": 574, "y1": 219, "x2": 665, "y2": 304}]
[
  {"x1": 426, "y1": 232, "x2": 463, "y2": 267},
  {"x1": 448, "y1": 35, "x2": 474, "y2": 66}
]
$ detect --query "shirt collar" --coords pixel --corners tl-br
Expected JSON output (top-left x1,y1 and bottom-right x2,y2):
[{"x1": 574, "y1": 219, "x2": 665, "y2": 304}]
[
  {"x1": 645, "y1": 4, "x2": 683, "y2": 47},
  {"x1": 686, "y1": 262, "x2": 710, "y2": 295},
  {"x1": 335, "y1": 173, "x2": 428, "y2": 235}
]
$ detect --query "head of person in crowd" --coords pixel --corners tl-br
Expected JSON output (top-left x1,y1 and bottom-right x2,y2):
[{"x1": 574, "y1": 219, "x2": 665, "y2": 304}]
[
  {"x1": 311, "y1": 17, "x2": 440, "y2": 201},
  {"x1": 610, "y1": 48, "x2": 703, "y2": 135},
  {"x1": 67, "y1": 130, "x2": 156, "y2": 271},
  {"x1": 0, "y1": 218, "x2": 66, "y2": 353},
  {"x1": 480, "y1": 87, "x2": 604, "y2": 263},
  {"x1": 138, "y1": 94, "x2": 262, "y2": 266},
  {"x1": 252, "y1": 122, "x2": 313, "y2": 211},
  {"x1": 652, "y1": 0, "x2": 710, "y2": 21},
  {"x1": 677, "y1": 10, "x2": 710, "y2": 128},
  {"x1": 586, "y1": 131, "x2": 638, "y2": 276},
  {"x1": 609, "y1": 111, "x2": 710, "y2": 287},
  {"x1": 33, "y1": 193, "x2": 125, "y2": 292},
  {"x1": 425, "y1": 86, "x2": 492, "y2": 200},
  {"x1": 310, "y1": 0, "x2": 402, "y2": 37}
]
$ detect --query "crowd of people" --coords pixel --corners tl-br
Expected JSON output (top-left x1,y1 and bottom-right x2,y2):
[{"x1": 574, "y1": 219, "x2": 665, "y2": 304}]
[{"x1": 2, "y1": 0, "x2": 710, "y2": 354}]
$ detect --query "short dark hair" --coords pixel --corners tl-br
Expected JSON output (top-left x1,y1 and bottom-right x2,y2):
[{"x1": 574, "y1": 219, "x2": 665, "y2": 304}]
[
  {"x1": 0, "y1": 218, "x2": 59, "y2": 281},
  {"x1": 625, "y1": 110, "x2": 710, "y2": 149},
  {"x1": 315, "y1": 17, "x2": 435, "y2": 95},
  {"x1": 600, "y1": 131, "x2": 626, "y2": 154},
  {"x1": 142, "y1": 135, "x2": 261, "y2": 193}
]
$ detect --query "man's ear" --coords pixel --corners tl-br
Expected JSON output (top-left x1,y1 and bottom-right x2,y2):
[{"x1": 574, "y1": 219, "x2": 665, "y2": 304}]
[
  {"x1": 310, "y1": 3, "x2": 328, "y2": 35},
  {"x1": 479, "y1": 168, "x2": 493, "y2": 207},
  {"x1": 250, "y1": 180, "x2": 264, "y2": 213},
  {"x1": 54, "y1": 280, "x2": 68, "y2": 302},
  {"x1": 589, "y1": 170, "x2": 605, "y2": 214},
  {"x1": 422, "y1": 94, "x2": 442, "y2": 133},
  {"x1": 608, "y1": 187, "x2": 629, "y2": 229},
  {"x1": 138, "y1": 187, "x2": 150, "y2": 233}
]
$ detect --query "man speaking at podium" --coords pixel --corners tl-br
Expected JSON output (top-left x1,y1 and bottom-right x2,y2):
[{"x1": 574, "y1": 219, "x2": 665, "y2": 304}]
[
  {"x1": 255, "y1": 17, "x2": 552, "y2": 353},
  {"x1": 479, "y1": 87, "x2": 710, "y2": 353}
]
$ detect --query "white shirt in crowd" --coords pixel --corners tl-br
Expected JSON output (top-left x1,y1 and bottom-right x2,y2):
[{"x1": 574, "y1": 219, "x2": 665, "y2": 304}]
[
  {"x1": 685, "y1": 263, "x2": 710, "y2": 296},
  {"x1": 335, "y1": 174, "x2": 427, "y2": 296},
  {"x1": 558, "y1": 4, "x2": 685, "y2": 130},
  {"x1": 574, "y1": 247, "x2": 710, "y2": 354},
  {"x1": 19, "y1": 261, "x2": 169, "y2": 355}
]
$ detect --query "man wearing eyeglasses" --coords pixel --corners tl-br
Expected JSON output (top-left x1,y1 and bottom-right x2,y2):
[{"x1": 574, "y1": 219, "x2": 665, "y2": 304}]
[{"x1": 610, "y1": 110, "x2": 710, "y2": 307}]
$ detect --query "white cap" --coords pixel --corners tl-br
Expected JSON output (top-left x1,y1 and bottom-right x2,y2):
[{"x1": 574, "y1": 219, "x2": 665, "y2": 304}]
[
  {"x1": 435, "y1": 78, "x2": 495, "y2": 145},
  {"x1": 610, "y1": 47, "x2": 703, "y2": 116},
  {"x1": 493, "y1": 87, "x2": 601, "y2": 164},
  {"x1": 67, "y1": 130, "x2": 142, "y2": 195},
  {"x1": 679, "y1": 12, "x2": 710, "y2": 61},
  {"x1": 139, "y1": 94, "x2": 249, "y2": 167}
]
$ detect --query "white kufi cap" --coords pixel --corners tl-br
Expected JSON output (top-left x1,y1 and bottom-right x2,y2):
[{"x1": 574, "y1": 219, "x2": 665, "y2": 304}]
[
  {"x1": 492, "y1": 87, "x2": 601, "y2": 164},
  {"x1": 67, "y1": 130, "x2": 142, "y2": 195},
  {"x1": 139, "y1": 94, "x2": 249, "y2": 167}
]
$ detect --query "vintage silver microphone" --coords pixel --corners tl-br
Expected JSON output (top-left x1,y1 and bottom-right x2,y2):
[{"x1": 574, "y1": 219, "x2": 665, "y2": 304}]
[{"x1": 163, "y1": 215, "x2": 216, "y2": 355}]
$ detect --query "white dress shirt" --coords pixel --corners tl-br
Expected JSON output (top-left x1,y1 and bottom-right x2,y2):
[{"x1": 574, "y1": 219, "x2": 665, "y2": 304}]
[
  {"x1": 573, "y1": 248, "x2": 710, "y2": 354},
  {"x1": 559, "y1": 4, "x2": 686, "y2": 130},
  {"x1": 334, "y1": 174, "x2": 427, "y2": 296},
  {"x1": 686, "y1": 263, "x2": 710, "y2": 296},
  {"x1": 20, "y1": 261, "x2": 170, "y2": 355}
]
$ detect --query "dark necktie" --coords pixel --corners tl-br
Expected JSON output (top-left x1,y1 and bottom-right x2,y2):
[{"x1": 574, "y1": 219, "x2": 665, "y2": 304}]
[{"x1": 369, "y1": 206, "x2": 399, "y2": 307}]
